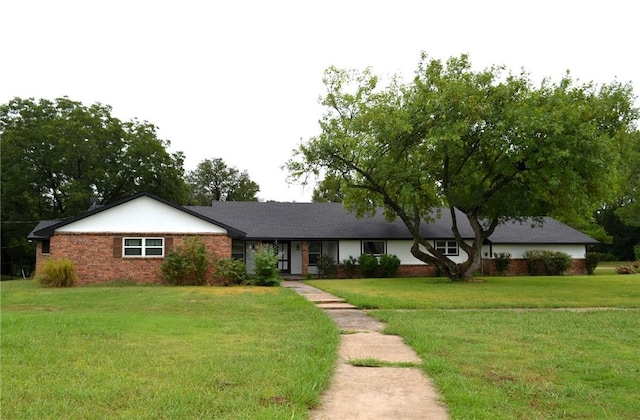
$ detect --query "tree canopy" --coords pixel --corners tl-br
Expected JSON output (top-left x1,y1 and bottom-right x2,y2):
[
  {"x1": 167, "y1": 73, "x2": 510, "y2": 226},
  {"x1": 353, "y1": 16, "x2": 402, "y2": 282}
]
[
  {"x1": 1, "y1": 97, "x2": 188, "y2": 275},
  {"x1": 186, "y1": 158, "x2": 260, "y2": 204},
  {"x1": 287, "y1": 54, "x2": 638, "y2": 280}
]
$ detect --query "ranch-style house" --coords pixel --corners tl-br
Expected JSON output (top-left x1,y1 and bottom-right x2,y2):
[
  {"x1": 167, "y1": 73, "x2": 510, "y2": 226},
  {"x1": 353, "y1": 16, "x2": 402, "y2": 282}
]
[{"x1": 28, "y1": 192, "x2": 598, "y2": 284}]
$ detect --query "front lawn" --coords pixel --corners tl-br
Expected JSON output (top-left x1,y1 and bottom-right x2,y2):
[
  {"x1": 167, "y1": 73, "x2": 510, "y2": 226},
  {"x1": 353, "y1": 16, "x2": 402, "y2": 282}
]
[
  {"x1": 1, "y1": 280, "x2": 339, "y2": 419},
  {"x1": 307, "y1": 276, "x2": 640, "y2": 419},
  {"x1": 305, "y1": 275, "x2": 640, "y2": 309}
]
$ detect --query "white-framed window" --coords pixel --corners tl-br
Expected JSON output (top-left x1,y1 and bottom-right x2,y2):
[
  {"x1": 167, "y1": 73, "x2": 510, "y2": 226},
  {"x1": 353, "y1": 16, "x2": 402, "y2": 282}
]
[
  {"x1": 123, "y1": 238, "x2": 164, "y2": 257},
  {"x1": 362, "y1": 240, "x2": 385, "y2": 256},
  {"x1": 232, "y1": 240, "x2": 245, "y2": 261},
  {"x1": 308, "y1": 241, "x2": 322, "y2": 266},
  {"x1": 435, "y1": 240, "x2": 458, "y2": 256}
]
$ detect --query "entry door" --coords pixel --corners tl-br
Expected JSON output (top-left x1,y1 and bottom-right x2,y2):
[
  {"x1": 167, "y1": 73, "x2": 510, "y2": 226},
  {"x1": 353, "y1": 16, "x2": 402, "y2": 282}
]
[{"x1": 276, "y1": 242, "x2": 290, "y2": 273}]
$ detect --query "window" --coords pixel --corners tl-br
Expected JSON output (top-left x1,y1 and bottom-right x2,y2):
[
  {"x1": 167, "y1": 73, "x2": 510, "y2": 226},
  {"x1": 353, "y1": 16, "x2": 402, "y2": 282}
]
[
  {"x1": 308, "y1": 241, "x2": 321, "y2": 266},
  {"x1": 232, "y1": 241, "x2": 245, "y2": 261},
  {"x1": 362, "y1": 240, "x2": 385, "y2": 256},
  {"x1": 41, "y1": 240, "x2": 50, "y2": 254},
  {"x1": 123, "y1": 238, "x2": 164, "y2": 257},
  {"x1": 434, "y1": 240, "x2": 458, "y2": 256}
]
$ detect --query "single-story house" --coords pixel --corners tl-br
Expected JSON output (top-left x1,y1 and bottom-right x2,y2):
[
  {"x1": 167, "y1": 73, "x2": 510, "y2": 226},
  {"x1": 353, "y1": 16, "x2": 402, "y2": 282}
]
[{"x1": 28, "y1": 192, "x2": 598, "y2": 284}]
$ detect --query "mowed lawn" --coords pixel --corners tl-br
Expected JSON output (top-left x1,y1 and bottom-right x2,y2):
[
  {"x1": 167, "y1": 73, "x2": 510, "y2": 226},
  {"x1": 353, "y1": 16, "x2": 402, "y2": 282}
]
[
  {"x1": 307, "y1": 276, "x2": 640, "y2": 419},
  {"x1": 1, "y1": 281, "x2": 339, "y2": 419}
]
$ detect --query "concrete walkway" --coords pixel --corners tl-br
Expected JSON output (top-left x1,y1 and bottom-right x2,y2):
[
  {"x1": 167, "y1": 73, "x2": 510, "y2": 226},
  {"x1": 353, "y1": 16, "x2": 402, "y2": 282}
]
[{"x1": 282, "y1": 281, "x2": 449, "y2": 420}]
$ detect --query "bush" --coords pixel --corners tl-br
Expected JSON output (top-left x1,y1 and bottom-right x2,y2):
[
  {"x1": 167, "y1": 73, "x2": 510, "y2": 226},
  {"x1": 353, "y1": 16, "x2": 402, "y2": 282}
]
[
  {"x1": 37, "y1": 258, "x2": 77, "y2": 287},
  {"x1": 317, "y1": 254, "x2": 337, "y2": 279},
  {"x1": 358, "y1": 253, "x2": 379, "y2": 278},
  {"x1": 584, "y1": 252, "x2": 600, "y2": 275},
  {"x1": 616, "y1": 261, "x2": 640, "y2": 274},
  {"x1": 341, "y1": 256, "x2": 358, "y2": 279},
  {"x1": 161, "y1": 237, "x2": 209, "y2": 285},
  {"x1": 252, "y1": 244, "x2": 281, "y2": 286},
  {"x1": 379, "y1": 254, "x2": 401, "y2": 278},
  {"x1": 523, "y1": 250, "x2": 573, "y2": 276},
  {"x1": 215, "y1": 258, "x2": 247, "y2": 285},
  {"x1": 493, "y1": 252, "x2": 512, "y2": 276}
]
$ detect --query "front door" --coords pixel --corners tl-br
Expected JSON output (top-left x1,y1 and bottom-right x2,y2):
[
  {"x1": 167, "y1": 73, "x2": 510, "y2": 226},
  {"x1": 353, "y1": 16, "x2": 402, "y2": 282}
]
[
  {"x1": 265, "y1": 241, "x2": 290, "y2": 274},
  {"x1": 276, "y1": 242, "x2": 290, "y2": 273}
]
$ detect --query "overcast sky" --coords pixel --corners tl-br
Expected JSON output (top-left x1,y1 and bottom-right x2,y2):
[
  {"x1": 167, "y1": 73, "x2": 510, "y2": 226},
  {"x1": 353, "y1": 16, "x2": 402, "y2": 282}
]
[{"x1": 2, "y1": 0, "x2": 638, "y2": 202}]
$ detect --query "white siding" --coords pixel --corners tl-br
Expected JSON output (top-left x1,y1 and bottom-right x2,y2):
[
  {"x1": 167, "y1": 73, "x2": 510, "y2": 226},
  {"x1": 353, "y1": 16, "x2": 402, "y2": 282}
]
[
  {"x1": 57, "y1": 196, "x2": 227, "y2": 234},
  {"x1": 387, "y1": 240, "x2": 472, "y2": 264},
  {"x1": 338, "y1": 240, "x2": 361, "y2": 262}
]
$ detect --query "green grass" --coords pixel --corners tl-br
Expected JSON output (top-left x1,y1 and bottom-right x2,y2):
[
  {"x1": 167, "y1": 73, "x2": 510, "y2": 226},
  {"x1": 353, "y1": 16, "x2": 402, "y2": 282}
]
[
  {"x1": 1, "y1": 280, "x2": 339, "y2": 419},
  {"x1": 307, "y1": 275, "x2": 640, "y2": 419},
  {"x1": 305, "y1": 275, "x2": 640, "y2": 309}
]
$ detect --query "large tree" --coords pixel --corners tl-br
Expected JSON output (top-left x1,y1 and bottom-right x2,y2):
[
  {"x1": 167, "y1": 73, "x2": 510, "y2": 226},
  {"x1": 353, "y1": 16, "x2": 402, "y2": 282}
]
[
  {"x1": 1, "y1": 97, "x2": 188, "y2": 275},
  {"x1": 287, "y1": 54, "x2": 638, "y2": 280},
  {"x1": 186, "y1": 158, "x2": 259, "y2": 204}
]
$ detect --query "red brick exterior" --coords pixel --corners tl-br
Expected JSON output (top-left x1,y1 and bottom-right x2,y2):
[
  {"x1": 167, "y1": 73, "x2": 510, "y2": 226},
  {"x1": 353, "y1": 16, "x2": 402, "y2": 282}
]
[
  {"x1": 301, "y1": 240, "x2": 309, "y2": 277},
  {"x1": 480, "y1": 258, "x2": 587, "y2": 276},
  {"x1": 331, "y1": 259, "x2": 587, "y2": 278},
  {"x1": 35, "y1": 233, "x2": 232, "y2": 285}
]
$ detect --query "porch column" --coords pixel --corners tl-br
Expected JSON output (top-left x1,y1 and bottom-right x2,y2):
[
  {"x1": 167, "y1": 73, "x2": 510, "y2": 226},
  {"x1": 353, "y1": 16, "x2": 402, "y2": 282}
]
[{"x1": 301, "y1": 240, "x2": 309, "y2": 277}]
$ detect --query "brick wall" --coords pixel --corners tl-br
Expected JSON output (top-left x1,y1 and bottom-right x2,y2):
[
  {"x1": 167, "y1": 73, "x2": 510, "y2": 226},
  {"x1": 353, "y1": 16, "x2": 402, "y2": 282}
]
[
  {"x1": 481, "y1": 258, "x2": 587, "y2": 276},
  {"x1": 36, "y1": 233, "x2": 232, "y2": 285}
]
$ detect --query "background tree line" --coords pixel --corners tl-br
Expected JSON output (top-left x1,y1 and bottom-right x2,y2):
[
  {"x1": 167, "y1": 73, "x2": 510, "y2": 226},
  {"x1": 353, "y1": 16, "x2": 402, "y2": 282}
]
[{"x1": 0, "y1": 97, "x2": 259, "y2": 277}]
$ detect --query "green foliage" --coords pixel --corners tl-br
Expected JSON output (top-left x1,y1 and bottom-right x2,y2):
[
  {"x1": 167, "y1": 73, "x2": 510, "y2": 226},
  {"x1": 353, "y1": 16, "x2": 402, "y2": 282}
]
[
  {"x1": 161, "y1": 237, "x2": 209, "y2": 285},
  {"x1": 523, "y1": 250, "x2": 573, "y2": 276},
  {"x1": 379, "y1": 254, "x2": 401, "y2": 278},
  {"x1": 615, "y1": 261, "x2": 640, "y2": 274},
  {"x1": 0, "y1": 97, "x2": 188, "y2": 277},
  {"x1": 594, "y1": 205, "x2": 640, "y2": 261},
  {"x1": 340, "y1": 256, "x2": 358, "y2": 278},
  {"x1": 316, "y1": 254, "x2": 337, "y2": 279},
  {"x1": 358, "y1": 253, "x2": 379, "y2": 278},
  {"x1": 584, "y1": 252, "x2": 600, "y2": 275},
  {"x1": 252, "y1": 245, "x2": 281, "y2": 286},
  {"x1": 214, "y1": 258, "x2": 247, "y2": 285},
  {"x1": 186, "y1": 158, "x2": 259, "y2": 204},
  {"x1": 635, "y1": 244, "x2": 640, "y2": 261},
  {"x1": 493, "y1": 252, "x2": 512, "y2": 276},
  {"x1": 287, "y1": 54, "x2": 638, "y2": 280},
  {"x1": 312, "y1": 174, "x2": 345, "y2": 202},
  {"x1": 36, "y1": 258, "x2": 77, "y2": 287}
]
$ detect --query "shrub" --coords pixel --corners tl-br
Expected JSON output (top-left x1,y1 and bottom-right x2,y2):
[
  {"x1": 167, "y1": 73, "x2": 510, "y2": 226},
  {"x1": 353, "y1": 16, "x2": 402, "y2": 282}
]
[
  {"x1": 616, "y1": 261, "x2": 640, "y2": 274},
  {"x1": 317, "y1": 254, "x2": 337, "y2": 279},
  {"x1": 215, "y1": 258, "x2": 247, "y2": 285},
  {"x1": 584, "y1": 252, "x2": 600, "y2": 275},
  {"x1": 523, "y1": 250, "x2": 573, "y2": 276},
  {"x1": 358, "y1": 253, "x2": 379, "y2": 278},
  {"x1": 161, "y1": 237, "x2": 209, "y2": 285},
  {"x1": 37, "y1": 258, "x2": 78, "y2": 287},
  {"x1": 379, "y1": 254, "x2": 401, "y2": 278},
  {"x1": 493, "y1": 252, "x2": 512, "y2": 276},
  {"x1": 341, "y1": 256, "x2": 358, "y2": 279},
  {"x1": 252, "y1": 244, "x2": 280, "y2": 286}
]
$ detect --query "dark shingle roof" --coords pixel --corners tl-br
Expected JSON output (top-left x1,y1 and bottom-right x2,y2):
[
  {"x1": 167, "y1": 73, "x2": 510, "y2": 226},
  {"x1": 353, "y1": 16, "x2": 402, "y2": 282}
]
[
  {"x1": 189, "y1": 202, "x2": 598, "y2": 244},
  {"x1": 26, "y1": 193, "x2": 597, "y2": 245}
]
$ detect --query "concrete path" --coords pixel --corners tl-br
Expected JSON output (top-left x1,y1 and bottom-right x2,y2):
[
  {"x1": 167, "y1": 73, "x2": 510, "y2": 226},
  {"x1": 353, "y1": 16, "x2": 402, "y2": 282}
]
[{"x1": 282, "y1": 281, "x2": 449, "y2": 420}]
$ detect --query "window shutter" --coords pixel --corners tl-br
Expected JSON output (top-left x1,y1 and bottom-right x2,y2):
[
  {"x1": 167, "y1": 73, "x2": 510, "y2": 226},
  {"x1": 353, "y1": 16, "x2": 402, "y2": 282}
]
[
  {"x1": 164, "y1": 237, "x2": 173, "y2": 256},
  {"x1": 113, "y1": 237, "x2": 122, "y2": 257}
]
